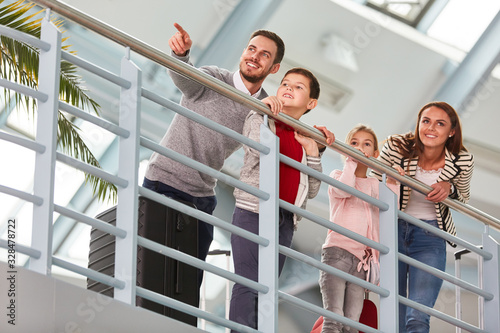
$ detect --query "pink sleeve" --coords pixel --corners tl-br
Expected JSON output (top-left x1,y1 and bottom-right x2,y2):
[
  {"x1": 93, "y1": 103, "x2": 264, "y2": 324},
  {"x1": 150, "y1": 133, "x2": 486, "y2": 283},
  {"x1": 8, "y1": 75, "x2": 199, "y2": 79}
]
[{"x1": 328, "y1": 158, "x2": 358, "y2": 199}]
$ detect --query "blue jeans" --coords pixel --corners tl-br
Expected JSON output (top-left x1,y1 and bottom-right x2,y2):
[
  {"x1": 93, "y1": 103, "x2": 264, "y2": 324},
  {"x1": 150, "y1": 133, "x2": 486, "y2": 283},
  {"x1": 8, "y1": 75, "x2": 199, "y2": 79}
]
[
  {"x1": 229, "y1": 207, "x2": 294, "y2": 332},
  {"x1": 398, "y1": 218, "x2": 446, "y2": 333},
  {"x1": 142, "y1": 178, "x2": 217, "y2": 288},
  {"x1": 319, "y1": 246, "x2": 366, "y2": 333}
]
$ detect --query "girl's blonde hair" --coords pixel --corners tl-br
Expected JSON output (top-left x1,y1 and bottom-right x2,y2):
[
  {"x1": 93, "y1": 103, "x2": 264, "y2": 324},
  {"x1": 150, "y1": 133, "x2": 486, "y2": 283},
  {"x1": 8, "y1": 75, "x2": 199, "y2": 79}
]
[{"x1": 345, "y1": 124, "x2": 379, "y2": 151}]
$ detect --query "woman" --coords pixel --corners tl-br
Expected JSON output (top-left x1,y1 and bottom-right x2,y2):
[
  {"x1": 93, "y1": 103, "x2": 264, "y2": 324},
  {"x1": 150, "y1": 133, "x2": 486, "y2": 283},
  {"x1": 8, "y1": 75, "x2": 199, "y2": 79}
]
[{"x1": 372, "y1": 101, "x2": 474, "y2": 332}]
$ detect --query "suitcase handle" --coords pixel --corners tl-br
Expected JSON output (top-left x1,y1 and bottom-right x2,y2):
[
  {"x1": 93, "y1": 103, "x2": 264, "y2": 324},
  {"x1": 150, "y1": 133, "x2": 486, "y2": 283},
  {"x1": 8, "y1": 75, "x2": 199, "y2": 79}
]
[{"x1": 175, "y1": 246, "x2": 182, "y2": 294}]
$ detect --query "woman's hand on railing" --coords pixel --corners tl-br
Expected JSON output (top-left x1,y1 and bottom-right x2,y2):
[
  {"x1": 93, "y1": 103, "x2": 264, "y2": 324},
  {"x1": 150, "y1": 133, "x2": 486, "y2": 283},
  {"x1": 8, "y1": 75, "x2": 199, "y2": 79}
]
[{"x1": 426, "y1": 181, "x2": 452, "y2": 203}]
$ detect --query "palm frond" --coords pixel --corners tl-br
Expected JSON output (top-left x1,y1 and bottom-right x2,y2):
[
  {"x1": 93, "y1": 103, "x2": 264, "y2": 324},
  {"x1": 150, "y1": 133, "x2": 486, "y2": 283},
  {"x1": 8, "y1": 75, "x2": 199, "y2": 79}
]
[
  {"x1": 59, "y1": 60, "x2": 100, "y2": 114},
  {"x1": 1, "y1": 35, "x2": 39, "y2": 109},
  {"x1": 1, "y1": 0, "x2": 117, "y2": 202},
  {"x1": 0, "y1": 1, "x2": 42, "y2": 38},
  {"x1": 58, "y1": 112, "x2": 117, "y2": 203}
]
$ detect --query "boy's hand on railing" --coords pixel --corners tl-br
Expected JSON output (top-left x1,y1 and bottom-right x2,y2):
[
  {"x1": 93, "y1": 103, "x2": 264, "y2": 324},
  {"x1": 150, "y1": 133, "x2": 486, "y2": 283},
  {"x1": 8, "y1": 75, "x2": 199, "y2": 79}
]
[
  {"x1": 169, "y1": 23, "x2": 192, "y2": 56},
  {"x1": 262, "y1": 96, "x2": 284, "y2": 116},
  {"x1": 294, "y1": 132, "x2": 319, "y2": 157},
  {"x1": 313, "y1": 125, "x2": 335, "y2": 150}
]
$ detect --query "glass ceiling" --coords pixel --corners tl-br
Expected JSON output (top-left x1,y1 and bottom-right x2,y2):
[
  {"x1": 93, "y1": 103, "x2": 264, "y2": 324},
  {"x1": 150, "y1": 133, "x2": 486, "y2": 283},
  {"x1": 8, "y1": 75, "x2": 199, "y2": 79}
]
[
  {"x1": 426, "y1": 0, "x2": 500, "y2": 51},
  {"x1": 367, "y1": 0, "x2": 436, "y2": 26}
]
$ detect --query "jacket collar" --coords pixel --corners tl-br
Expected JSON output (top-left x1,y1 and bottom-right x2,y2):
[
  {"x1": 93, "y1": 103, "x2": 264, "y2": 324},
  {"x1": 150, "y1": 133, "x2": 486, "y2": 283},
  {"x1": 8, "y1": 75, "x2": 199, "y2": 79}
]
[{"x1": 440, "y1": 147, "x2": 459, "y2": 181}]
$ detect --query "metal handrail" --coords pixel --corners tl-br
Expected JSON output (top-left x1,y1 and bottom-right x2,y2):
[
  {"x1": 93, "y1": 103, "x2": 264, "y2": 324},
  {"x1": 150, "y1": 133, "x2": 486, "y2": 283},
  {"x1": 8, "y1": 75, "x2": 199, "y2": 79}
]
[
  {"x1": 1, "y1": 5, "x2": 498, "y2": 331},
  {"x1": 32, "y1": 0, "x2": 500, "y2": 230}
]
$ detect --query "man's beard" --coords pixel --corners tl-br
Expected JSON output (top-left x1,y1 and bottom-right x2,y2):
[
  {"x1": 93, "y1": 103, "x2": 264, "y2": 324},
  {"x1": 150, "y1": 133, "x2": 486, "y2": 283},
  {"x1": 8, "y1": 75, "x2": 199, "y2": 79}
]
[{"x1": 240, "y1": 64, "x2": 273, "y2": 84}]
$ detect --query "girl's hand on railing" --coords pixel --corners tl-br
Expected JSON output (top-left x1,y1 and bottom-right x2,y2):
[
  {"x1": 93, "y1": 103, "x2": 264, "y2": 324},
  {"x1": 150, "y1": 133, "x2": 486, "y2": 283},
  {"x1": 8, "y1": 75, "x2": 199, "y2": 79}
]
[
  {"x1": 169, "y1": 23, "x2": 192, "y2": 56},
  {"x1": 387, "y1": 165, "x2": 405, "y2": 185}
]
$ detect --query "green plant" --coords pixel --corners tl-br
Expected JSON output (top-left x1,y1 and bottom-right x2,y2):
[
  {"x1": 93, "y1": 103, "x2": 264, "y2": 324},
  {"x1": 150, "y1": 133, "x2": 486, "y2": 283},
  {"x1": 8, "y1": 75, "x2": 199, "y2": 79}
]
[{"x1": 0, "y1": 0, "x2": 117, "y2": 202}]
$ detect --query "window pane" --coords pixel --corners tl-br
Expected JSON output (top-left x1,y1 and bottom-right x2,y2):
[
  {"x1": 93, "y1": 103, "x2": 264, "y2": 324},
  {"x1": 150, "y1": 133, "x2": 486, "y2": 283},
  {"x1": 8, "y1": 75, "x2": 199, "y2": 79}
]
[{"x1": 427, "y1": 0, "x2": 500, "y2": 51}]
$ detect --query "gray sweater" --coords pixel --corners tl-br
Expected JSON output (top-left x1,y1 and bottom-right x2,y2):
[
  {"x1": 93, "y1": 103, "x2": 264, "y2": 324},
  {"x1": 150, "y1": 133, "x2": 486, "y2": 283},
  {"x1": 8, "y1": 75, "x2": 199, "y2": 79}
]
[
  {"x1": 234, "y1": 111, "x2": 323, "y2": 227},
  {"x1": 145, "y1": 52, "x2": 268, "y2": 197}
]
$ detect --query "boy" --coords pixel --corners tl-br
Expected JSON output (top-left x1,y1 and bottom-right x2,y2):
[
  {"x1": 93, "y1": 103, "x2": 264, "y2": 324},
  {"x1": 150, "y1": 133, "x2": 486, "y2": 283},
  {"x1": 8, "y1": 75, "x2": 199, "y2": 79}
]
[{"x1": 229, "y1": 68, "x2": 334, "y2": 331}]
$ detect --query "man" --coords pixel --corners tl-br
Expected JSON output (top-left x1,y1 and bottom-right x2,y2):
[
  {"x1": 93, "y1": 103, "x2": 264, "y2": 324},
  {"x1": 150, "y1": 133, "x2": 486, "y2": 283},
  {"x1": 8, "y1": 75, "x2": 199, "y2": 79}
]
[{"x1": 143, "y1": 23, "x2": 286, "y2": 284}]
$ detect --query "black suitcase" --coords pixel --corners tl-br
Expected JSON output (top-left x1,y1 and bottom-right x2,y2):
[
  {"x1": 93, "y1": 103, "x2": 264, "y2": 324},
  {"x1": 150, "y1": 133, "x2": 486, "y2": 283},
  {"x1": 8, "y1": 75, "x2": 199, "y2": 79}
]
[{"x1": 87, "y1": 196, "x2": 199, "y2": 326}]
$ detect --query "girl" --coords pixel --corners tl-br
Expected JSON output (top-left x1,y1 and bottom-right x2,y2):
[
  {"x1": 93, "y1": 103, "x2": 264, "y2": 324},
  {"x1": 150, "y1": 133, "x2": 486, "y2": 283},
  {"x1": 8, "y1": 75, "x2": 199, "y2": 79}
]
[{"x1": 319, "y1": 124, "x2": 402, "y2": 333}]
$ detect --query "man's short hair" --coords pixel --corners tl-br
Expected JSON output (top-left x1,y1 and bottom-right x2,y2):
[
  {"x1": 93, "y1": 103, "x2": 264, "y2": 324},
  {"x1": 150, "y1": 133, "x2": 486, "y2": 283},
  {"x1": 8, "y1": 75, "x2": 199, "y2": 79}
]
[{"x1": 250, "y1": 30, "x2": 285, "y2": 65}]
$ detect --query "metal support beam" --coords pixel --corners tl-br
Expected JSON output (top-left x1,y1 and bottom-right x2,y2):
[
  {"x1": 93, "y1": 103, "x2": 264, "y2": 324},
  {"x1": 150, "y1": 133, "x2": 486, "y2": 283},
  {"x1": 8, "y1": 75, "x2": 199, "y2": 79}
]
[
  {"x1": 433, "y1": 9, "x2": 500, "y2": 113},
  {"x1": 114, "y1": 54, "x2": 142, "y2": 304},
  {"x1": 416, "y1": 0, "x2": 450, "y2": 33},
  {"x1": 482, "y1": 226, "x2": 500, "y2": 333},
  {"x1": 258, "y1": 120, "x2": 279, "y2": 332},
  {"x1": 30, "y1": 16, "x2": 60, "y2": 275},
  {"x1": 378, "y1": 179, "x2": 399, "y2": 332}
]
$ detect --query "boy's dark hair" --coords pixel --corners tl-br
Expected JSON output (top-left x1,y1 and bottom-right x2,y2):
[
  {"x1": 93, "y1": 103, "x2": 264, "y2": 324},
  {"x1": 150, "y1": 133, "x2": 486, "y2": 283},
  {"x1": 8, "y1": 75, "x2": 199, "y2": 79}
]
[
  {"x1": 250, "y1": 30, "x2": 285, "y2": 65},
  {"x1": 282, "y1": 67, "x2": 320, "y2": 113},
  {"x1": 283, "y1": 67, "x2": 320, "y2": 99}
]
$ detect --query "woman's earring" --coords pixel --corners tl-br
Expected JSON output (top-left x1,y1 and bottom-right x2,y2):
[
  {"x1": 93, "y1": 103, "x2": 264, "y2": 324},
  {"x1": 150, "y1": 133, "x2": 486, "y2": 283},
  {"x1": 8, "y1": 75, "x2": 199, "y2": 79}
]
[{"x1": 449, "y1": 135, "x2": 453, "y2": 137}]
